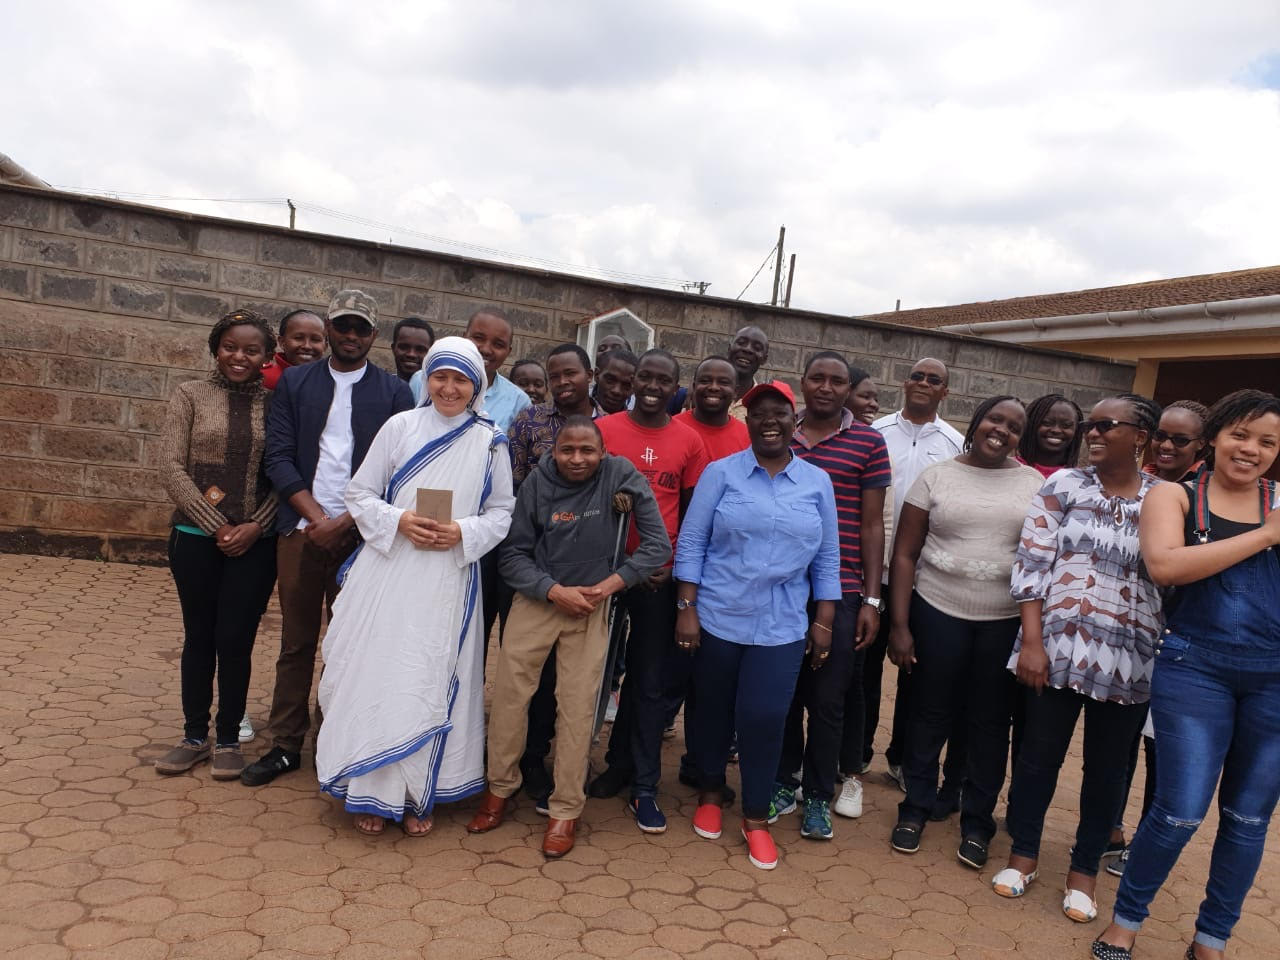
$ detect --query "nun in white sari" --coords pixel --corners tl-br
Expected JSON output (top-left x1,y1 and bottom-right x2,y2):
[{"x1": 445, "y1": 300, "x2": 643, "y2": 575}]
[{"x1": 317, "y1": 337, "x2": 514, "y2": 835}]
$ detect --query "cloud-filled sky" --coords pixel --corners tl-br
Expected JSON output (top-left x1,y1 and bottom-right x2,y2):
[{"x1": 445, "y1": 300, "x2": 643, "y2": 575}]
[{"x1": 5, "y1": 0, "x2": 1280, "y2": 314}]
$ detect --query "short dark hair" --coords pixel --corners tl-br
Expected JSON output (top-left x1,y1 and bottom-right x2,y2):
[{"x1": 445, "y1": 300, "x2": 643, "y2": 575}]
[
  {"x1": 600, "y1": 348, "x2": 639, "y2": 373},
  {"x1": 465, "y1": 307, "x2": 513, "y2": 337},
  {"x1": 209, "y1": 309, "x2": 275, "y2": 358},
  {"x1": 638, "y1": 347, "x2": 680, "y2": 381},
  {"x1": 803, "y1": 350, "x2": 852, "y2": 378},
  {"x1": 1202, "y1": 389, "x2": 1280, "y2": 467},
  {"x1": 694, "y1": 355, "x2": 734, "y2": 378},
  {"x1": 392, "y1": 316, "x2": 435, "y2": 345},
  {"x1": 510, "y1": 358, "x2": 546, "y2": 379},
  {"x1": 547, "y1": 343, "x2": 592, "y2": 372},
  {"x1": 1019, "y1": 393, "x2": 1083, "y2": 466},
  {"x1": 277, "y1": 308, "x2": 322, "y2": 337},
  {"x1": 555, "y1": 414, "x2": 603, "y2": 444},
  {"x1": 963, "y1": 395, "x2": 1023, "y2": 454}
]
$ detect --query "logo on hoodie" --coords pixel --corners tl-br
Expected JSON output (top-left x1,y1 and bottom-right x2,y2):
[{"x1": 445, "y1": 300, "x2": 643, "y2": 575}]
[{"x1": 551, "y1": 508, "x2": 602, "y2": 526}]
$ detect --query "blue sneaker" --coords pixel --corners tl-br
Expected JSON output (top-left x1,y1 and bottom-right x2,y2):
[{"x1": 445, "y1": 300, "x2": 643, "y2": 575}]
[
  {"x1": 628, "y1": 796, "x2": 667, "y2": 834},
  {"x1": 770, "y1": 783, "x2": 797, "y2": 819},
  {"x1": 800, "y1": 797, "x2": 833, "y2": 840}
]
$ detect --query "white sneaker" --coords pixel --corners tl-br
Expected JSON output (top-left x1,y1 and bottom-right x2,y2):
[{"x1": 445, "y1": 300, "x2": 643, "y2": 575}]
[
  {"x1": 238, "y1": 715, "x2": 255, "y2": 744},
  {"x1": 833, "y1": 778, "x2": 863, "y2": 818}
]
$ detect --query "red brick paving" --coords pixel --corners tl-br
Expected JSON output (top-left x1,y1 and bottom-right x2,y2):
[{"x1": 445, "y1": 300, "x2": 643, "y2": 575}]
[{"x1": 1, "y1": 553, "x2": 1278, "y2": 958}]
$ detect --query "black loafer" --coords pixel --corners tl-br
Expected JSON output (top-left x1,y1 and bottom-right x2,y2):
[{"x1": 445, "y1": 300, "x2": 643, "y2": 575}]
[
  {"x1": 890, "y1": 821, "x2": 922, "y2": 854},
  {"x1": 957, "y1": 836, "x2": 989, "y2": 869},
  {"x1": 240, "y1": 747, "x2": 302, "y2": 786},
  {"x1": 1089, "y1": 939, "x2": 1133, "y2": 960}
]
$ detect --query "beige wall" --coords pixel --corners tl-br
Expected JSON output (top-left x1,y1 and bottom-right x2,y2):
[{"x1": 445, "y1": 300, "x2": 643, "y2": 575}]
[{"x1": 0, "y1": 184, "x2": 1136, "y2": 562}]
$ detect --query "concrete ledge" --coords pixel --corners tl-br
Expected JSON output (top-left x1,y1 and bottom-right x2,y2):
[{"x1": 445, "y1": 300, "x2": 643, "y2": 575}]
[{"x1": 0, "y1": 526, "x2": 166, "y2": 565}]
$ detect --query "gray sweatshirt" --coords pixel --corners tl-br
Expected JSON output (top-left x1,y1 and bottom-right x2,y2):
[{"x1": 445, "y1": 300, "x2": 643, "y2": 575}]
[{"x1": 499, "y1": 453, "x2": 672, "y2": 600}]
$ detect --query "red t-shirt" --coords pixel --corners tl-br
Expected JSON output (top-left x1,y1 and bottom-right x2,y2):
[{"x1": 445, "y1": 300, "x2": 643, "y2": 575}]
[
  {"x1": 598, "y1": 412, "x2": 709, "y2": 556},
  {"x1": 674, "y1": 410, "x2": 750, "y2": 462},
  {"x1": 260, "y1": 353, "x2": 291, "y2": 390}
]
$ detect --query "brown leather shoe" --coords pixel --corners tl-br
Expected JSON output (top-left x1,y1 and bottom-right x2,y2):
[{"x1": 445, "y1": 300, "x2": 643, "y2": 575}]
[
  {"x1": 542, "y1": 817, "x2": 577, "y2": 858},
  {"x1": 466, "y1": 790, "x2": 510, "y2": 833}
]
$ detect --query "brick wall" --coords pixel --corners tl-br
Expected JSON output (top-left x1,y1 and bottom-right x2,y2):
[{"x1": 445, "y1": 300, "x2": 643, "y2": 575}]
[{"x1": 0, "y1": 184, "x2": 1135, "y2": 563}]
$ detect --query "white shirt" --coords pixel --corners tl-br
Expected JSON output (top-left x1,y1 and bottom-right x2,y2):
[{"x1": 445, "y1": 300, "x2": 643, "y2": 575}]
[
  {"x1": 302, "y1": 363, "x2": 366, "y2": 528},
  {"x1": 873, "y1": 409, "x2": 964, "y2": 582}
]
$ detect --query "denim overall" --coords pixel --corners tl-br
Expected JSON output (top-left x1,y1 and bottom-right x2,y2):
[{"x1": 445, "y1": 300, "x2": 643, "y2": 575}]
[{"x1": 1113, "y1": 486, "x2": 1280, "y2": 951}]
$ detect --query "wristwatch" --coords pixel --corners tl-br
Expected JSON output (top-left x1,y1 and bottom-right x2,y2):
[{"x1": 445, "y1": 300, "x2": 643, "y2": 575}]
[
  {"x1": 675, "y1": 598, "x2": 697, "y2": 611},
  {"x1": 864, "y1": 596, "x2": 884, "y2": 612}
]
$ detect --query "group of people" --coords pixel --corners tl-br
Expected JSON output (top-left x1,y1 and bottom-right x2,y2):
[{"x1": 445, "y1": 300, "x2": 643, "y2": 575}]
[{"x1": 156, "y1": 288, "x2": 1280, "y2": 960}]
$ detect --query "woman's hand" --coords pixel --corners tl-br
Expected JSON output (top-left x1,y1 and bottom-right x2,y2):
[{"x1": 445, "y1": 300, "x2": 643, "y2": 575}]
[
  {"x1": 398, "y1": 512, "x2": 461, "y2": 550},
  {"x1": 675, "y1": 607, "x2": 701, "y2": 653},
  {"x1": 548, "y1": 584, "x2": 598, "y2": 618},
  {"x1": 217, "y1": 522, "x2": 262, "y2": 557},
  {"x1": 424, "y1": 520, "x2": 462, "y2": 550},
  {"x1": 806, "y1": 622, "x2": 833, "y2": 670},
  {"x1": 1015, "y1": 643, "x2": 1050, "y2": 693},
  {"x1": 887, "y1": 623, "x2": 915, "y2": 671}
]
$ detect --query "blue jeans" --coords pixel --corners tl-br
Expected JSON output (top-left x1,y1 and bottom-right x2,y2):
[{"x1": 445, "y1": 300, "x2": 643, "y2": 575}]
[
  {"x1": 690, "y1": 629, "x2": 805, "y2": 820},
  {"x1": 1113, "y1": 632, "x2": 1280, "y2": 951}
]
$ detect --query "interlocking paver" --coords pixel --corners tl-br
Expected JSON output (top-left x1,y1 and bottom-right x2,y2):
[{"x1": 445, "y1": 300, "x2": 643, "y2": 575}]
[{"x1": 2, "y1": 553, "x2": 1278, "y2": 957}]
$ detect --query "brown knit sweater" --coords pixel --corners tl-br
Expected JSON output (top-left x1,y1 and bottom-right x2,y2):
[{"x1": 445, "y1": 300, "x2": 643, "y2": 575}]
[{"x1": 158, "y1": 373, "x2": 278, "y2": 534}]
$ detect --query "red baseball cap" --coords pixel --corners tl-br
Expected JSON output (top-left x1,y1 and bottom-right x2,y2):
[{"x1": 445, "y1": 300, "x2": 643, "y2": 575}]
[{"x1": 739, "y1": 379, "x2": 796, "y2": 412}]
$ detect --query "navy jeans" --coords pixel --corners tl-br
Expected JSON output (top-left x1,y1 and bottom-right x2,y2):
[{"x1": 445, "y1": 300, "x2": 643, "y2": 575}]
[
  {"x1": 1113, "y1": 633, "x2": 1280, "y2": 951},
  {"x1": 691, "y1": 629, "x2": 805, "y2": 820},
  {"x1": 778, "y1": 593, "x2": 864, "y2": 803},
  {"x1": 1005, "y1": 685, "x2": 1148, "y2": 876}
]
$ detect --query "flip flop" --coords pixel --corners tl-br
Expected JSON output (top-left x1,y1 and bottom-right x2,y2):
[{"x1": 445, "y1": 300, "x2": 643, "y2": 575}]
[
  {"x1": 402, "y1": 814, "x2": 434, "y2": 838},
  {"x1": 353, "y1": 814, "x2": 385, "y2": 836},
  {"x1": 991, "y1": 866, "x2": 1038, "y2": 898},
  {"x1": 1063, "y1": 887, "x2": 1098, "y2": 922}
]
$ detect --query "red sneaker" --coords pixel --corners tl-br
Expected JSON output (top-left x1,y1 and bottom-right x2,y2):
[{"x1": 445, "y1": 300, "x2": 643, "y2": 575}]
[
  {"x1": 742, "y1": 824, "x2": 778, "y2": 870},
  {"x1": 692, "y1": 803, "x2": 722, "y2": 840}
]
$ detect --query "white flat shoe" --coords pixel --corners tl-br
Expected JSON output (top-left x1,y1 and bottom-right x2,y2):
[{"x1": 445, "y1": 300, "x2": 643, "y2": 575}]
[
  {"x1": 991, "y1": 867, "x2": 1038, "y2": 898},
  {"x1": 1063, "y1": 887, "x2": 1098, "y2": 922}
]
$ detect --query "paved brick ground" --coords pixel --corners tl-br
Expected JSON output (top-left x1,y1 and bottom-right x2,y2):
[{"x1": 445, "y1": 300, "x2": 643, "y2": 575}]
[{"x1": 1, "y1": 553, "x2": 1278, "y2": 959}]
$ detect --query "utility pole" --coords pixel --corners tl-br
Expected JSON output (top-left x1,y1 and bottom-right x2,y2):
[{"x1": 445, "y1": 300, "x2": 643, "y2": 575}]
[
  {"x1": 287, "y1": 199, "x2": 296, "y2": 230},
  {"x1": 770, "y1": 225, "x2": 785, "y2": 305},
  {"x1": 783, "y1": 254, "x2": 796, "y2": 308}
]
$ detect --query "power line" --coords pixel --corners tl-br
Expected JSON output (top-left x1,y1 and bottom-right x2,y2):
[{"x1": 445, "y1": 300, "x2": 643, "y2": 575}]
[
  {"x1": 53, "y1": 184, "x2": 705, "y2": 290},
  {"x1": 736, "y1": 243, "x2": 779, "y2": 300}
]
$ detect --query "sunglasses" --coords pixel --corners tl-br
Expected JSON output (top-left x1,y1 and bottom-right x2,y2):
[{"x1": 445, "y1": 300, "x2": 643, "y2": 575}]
[
  {"x1": 907, "y1": 371, "x2": 945, "y2": 386},
  {"x1": 331, "y1": 316, "x2": 374, "y2": 335},
  {"x1": 1151, "y1": 430, "x2": 1201, "y2": 449},
  {"x1": 1078, "y1": 419, "x2": 1140, "y2": 435}
]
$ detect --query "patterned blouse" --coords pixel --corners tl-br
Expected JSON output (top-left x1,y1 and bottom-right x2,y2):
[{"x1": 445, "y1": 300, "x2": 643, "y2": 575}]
[{"x1": 1007, "y1": 467, "x2": 1163, "y2": 704}]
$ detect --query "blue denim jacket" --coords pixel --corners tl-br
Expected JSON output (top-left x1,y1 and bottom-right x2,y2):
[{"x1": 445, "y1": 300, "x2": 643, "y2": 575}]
[{"x1": 674, "y1": 448, "x2": 841, "y2": 646}]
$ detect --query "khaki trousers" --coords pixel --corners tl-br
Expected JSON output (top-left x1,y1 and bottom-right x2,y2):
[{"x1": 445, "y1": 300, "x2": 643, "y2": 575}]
[{"x1": 487, "y1": 592, "x2": 610, "y2": 819}]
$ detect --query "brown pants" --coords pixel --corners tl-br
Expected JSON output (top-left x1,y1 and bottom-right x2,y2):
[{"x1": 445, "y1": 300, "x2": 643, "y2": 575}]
[
  {"x1": 265, "y1": 530, "x2": 347, "y2": 754},
  {"x1": 487, "y1": 592, "x2": 610, "y2": 819}
]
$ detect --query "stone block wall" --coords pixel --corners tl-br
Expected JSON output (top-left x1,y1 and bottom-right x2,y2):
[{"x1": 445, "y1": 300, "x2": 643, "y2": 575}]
[{"x1": 0, "y1": 184, "x2": 1135, "y2": 562}]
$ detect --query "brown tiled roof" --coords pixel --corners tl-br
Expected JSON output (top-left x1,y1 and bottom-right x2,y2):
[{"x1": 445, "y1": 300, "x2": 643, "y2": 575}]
[{"x1": 858, "y1": 264, "x2": 1280, "y2": 330}]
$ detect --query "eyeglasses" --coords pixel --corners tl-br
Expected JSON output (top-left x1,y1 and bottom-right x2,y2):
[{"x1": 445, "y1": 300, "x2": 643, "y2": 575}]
[
  {"x1": 1151, "y1": 430, "x2": 1201, "y2": 449},
  {"x1": 331, "y1": 316, "x2": 374, "y2": 335},
  {"x1": 907, "y1": 371, "x2": 945, "y2": 386},
  {"x1": 1078, "y1": 419, "x2": 1140, "y2": 435}
]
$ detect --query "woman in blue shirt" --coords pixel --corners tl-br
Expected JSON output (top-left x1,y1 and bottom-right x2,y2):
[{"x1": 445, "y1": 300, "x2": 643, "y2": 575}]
[{"x1": 674, "y1": 380, "x2": 842, "y2": 871}]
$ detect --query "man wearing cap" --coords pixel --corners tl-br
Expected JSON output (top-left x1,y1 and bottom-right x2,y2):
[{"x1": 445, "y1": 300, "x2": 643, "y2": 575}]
[{"x1": 245, "y1": 289, "x2": 414, "y2": 786}]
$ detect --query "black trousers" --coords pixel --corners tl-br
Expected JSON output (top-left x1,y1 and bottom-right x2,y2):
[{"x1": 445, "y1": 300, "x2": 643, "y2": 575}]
[
  {"x1": 168, "y1": 529, "x2": 277, "y2": 745},
  {"x1": 482, "y1": 549, "x2": 556, "y2": 777},
  {"x1": 778, "y1": 593, "x2": 865, "y2": 802},
  {"x1": 896, "y1": 593, "x2": 1018, "y2": 841}
]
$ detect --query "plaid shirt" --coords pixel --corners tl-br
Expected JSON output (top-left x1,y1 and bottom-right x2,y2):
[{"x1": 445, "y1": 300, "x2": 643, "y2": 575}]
[{"x1": 507, "y1": 399, "x2": 605, "y2": 488}]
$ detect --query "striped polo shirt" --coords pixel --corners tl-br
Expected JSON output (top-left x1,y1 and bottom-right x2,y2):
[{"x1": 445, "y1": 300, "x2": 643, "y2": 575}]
[{"x1": 791, "y1": 408, "x2": 892, "y2": 594}]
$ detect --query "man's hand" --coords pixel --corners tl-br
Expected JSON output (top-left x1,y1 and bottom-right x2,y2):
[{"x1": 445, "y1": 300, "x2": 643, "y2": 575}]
[
  {"x1": 854, "y1": 603, "x2": 880, "y2": 649},
  {"x1": 548, "y1": 584, "x2": 599, "y2": 618},
  {"x1": 646, "y1": 567, "x2": 672, "y2": 590},
  {"x1": 216, "y1": 522, "x2": 262, "y2": 558},
  {"x1": 307, "y1": 514, "x2": 355, "y2": 554},
  {"x1": 582, "y1": 573, "x2": 626, "y2": 605}
]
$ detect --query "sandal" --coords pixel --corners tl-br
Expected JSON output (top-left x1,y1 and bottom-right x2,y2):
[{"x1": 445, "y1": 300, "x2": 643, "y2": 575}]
[
  {"x1": 1089, "y1": 940, "x2": 1133, "y2": 960},
  {"x1": 991, "y1": 866, "x2": 1038, "y2": 898},
  {"x1": 1063, "y1": 887, "x2": 1098, "y2": 922},
  {"x1": 353, "y1": 814, "x2": 385, "y2": 836},
  {"x1": 402, "y1": 814, "x2": 434, "y2": 838}
]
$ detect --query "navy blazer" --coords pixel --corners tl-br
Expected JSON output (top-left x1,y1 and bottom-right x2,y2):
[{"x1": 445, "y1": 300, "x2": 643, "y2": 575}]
[{"x1": 264, "y1": 359, "x2": 415, "y2": 533}]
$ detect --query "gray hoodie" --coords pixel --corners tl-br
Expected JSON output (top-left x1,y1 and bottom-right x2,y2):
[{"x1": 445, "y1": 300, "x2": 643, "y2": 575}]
[{"x1": 499, "y1": 452, "x2": 672, "y2": 600}]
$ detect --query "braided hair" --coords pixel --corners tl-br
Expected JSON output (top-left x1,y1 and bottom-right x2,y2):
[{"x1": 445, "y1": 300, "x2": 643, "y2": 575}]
[
  {"x1": 962, "y1": 395, "x2": 1023, "y2": 454},
  {"x1": 1117, "y1": 393, "x2": 1162, "y2": 436},
  {"x1": 1163, "y1": 399, "x2": 1211, "y2": 460},
  {"x1": 207, "y1": 309, "x2": 275, "y2": 358},
  {"x1": 1018, "y1": 393, "x2": 1083, "y2": 467}
]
